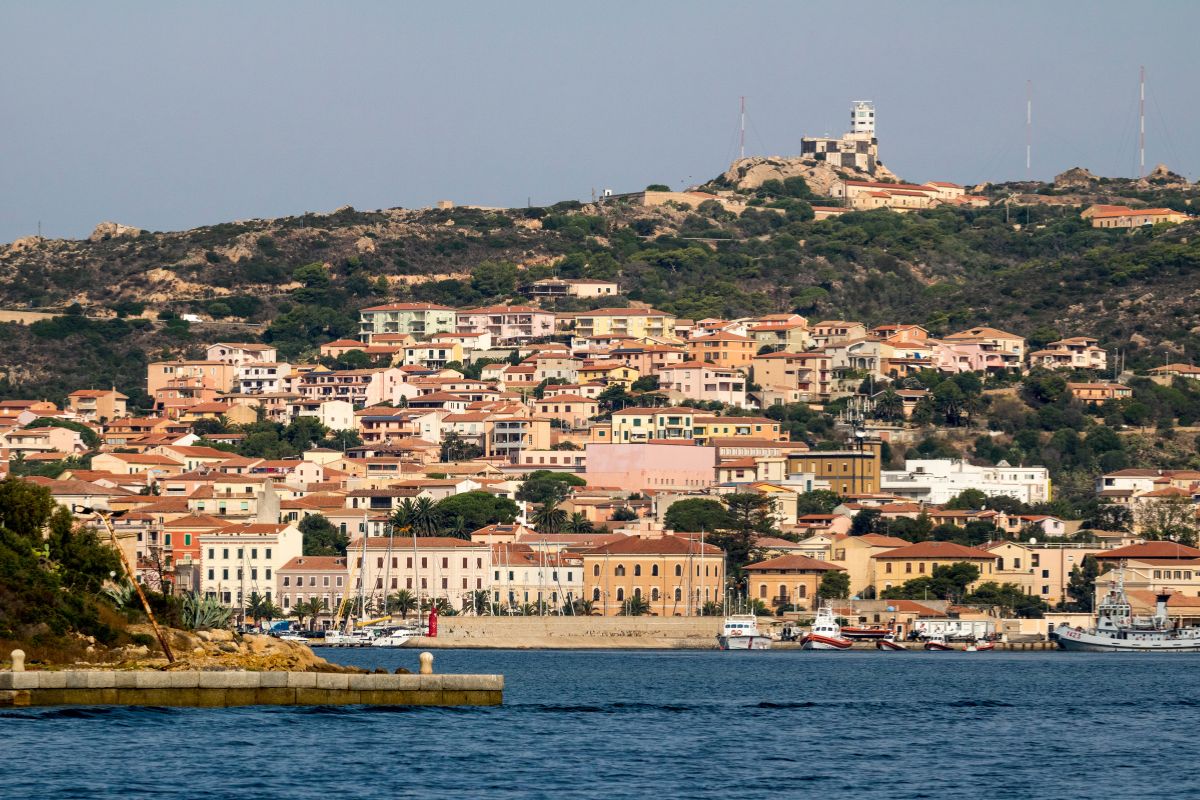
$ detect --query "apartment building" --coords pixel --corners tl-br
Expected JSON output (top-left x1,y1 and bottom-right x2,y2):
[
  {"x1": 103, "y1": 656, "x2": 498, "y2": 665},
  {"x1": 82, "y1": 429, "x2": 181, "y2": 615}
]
[
  {"x1": 358, "y1": 302, "x2": 458, "y2": 340},
  {"x1": 351, "y1": 536, "x2": 492, "y2": 613},
  {"x1": 881, "y1": 459, "x2": 1052, "y2": 505},
  {"x1": 200, "y1": 522, "x2": 303, "y2": 609},
  {"x1": 66, "y1": 389, "x2": 128, "y2": 422},
  {"x1": 657, "y1": 362, "x2": 747, "y2": 407},
  {"x1": 1029, "y1": 337, "x2": 1107, "y2": 371},
  {"x1": 233, "y1": 362, "x2": 292, "y2": 395},
  {"x1": 752, "y1": 352, "x2": 832, "y2": 404},
  {"x1": 573, "y1": 308, "x2": 676, "y2": 341},
  {"x1": 456, "y1": 305, "x2": 555, "y2": 345},
  {"x1": 205, "y1": 343, "x2": 278, "y2": 366}
]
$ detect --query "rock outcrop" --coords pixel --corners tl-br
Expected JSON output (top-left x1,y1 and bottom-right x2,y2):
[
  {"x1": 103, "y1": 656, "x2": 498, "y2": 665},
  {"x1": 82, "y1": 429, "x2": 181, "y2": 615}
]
[
  {"x1": 1053, "y1": 167, "x2": 1098, "y2": 190},
  {"x1": 1138, "y1": 163, "x2": 1191, "y2": 189},
  {"x1": 718, "y1": 156, "x2": 898, "y2": 195},
  {"x1": 89, "y1": 221, "x2": 143, "y2": 242}
]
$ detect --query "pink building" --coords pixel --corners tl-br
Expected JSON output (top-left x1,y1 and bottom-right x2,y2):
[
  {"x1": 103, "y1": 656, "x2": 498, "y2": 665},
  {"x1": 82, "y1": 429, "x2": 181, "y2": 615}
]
[
  {"x1": 584, "y1": 442, "x2": 716, "y2": 492},
  {"x1": 657, "y1": 361, "x2": 748, "y2": 407},
  {"x1": 456, "y1": 305, "x2": 555, "y2": 345}
]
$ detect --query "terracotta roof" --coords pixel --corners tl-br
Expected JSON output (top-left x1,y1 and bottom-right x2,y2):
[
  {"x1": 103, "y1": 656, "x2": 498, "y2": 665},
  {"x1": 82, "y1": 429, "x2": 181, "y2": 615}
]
[
  {"x1": 582, "y1": 534, "x2": 723, "y2": 556},
  {"x1": 744, "y1": 554, "x2": 843, "y2": 572},
  {"x1": 279, "y1": 556, "x2": 347, "y2": 571},
  {"x1": 351, "y1": 536, "x2": 487, "y2": 549},
  {"x1": 1099, "y1": 542, "x2": 1200, "y2": 560},
  {"x1": 874, "y1": 541, "x2": 995, "y2": 560}
]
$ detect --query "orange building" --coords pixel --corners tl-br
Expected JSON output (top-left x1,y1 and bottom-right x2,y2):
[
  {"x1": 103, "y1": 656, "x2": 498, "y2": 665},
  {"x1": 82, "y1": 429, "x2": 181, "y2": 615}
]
[
  {"x1": 582, "y1": 535, "x2": 725, "y2": 616},
  {"x1": 686, "y1": 332, "x2": 757, "y2": 369}
]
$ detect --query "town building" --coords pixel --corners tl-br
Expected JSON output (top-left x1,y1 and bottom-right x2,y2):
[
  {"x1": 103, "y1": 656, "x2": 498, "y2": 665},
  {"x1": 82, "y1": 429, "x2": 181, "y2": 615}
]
[
  {"x1": 585, "y1": 442, "x2": 716, "y2": 492},
  {"x1": 277, "y1": 556, "x2": 348, "y2": 626},
  {"x1": 743, "y1": 554, "x2": 844, "y2": 612},
  {"x1": 881, "y1": 459, "x2": 1051, "y2": 505},
  {"x1": 200, "y1": 522, "x2": 303, "y2": 611},
  {"x1": 871, "y1": 540, "x2": 997, "y2": 596},
  {"x1": 582, "y1": 535, "x2": 725, "y2": 616},
  {"x1": 358, "y1": 303, "x2": 458, "y2": 341},
  {"x1": 66, "y1": 389, "x2": 128, "y2": 422}
]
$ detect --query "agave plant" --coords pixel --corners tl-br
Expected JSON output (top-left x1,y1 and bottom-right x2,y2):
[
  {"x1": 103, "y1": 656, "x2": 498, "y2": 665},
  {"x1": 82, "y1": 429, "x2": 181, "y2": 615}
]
[
  {"x1": 181, "y1": 592, "x2": 233, "y2": 630},
  {"x1": 102, "y1": 581, "x2": 137, "y2": 608}
]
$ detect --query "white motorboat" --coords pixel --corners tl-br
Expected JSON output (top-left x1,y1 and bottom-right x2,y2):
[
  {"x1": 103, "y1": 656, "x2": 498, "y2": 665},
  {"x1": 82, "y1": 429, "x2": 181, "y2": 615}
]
[
  {"x1": 370, "y1": 627, "x2": 419, "y2": 647},
  {"x1": 923, "y1": 633, "x2": 954, "y2": 651},
  {"x1": 801, "y1": 603, "x2": 853, "y2": 650},
  {"x1": 279, "y1": 633, "x2": 310, "y2": 644},
  {"x1": 315, "y1": 630, "x2": 374, "y2": 647},
  {"x1": 875, "y1": 634, "x2": 908, "y2": 651},
  {"x1": 717, "y1": 614, "x2": 773, "y2": 650},
  {"x1": 1054, "y1": 566, "x2": 1200, "y2": 652}
]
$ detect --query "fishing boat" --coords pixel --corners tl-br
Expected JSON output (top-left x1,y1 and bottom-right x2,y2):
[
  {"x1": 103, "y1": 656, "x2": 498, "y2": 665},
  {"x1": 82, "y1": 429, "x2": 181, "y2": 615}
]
[
  {"x1": 1054, "y1": 566, "x2": 1200, "y2": 652},
  {"x1": 875, "y1": 635, "x2": 908, "y2": 651},
  {"x1": 801, "y1": 603, "x2": 853, "y2": 650},
  {"x1": 717, "y1": 614, "x2": 773, "y2": 650},
  {"x1": 923, "y1": 633, "x2": 954, "y2": 651}
]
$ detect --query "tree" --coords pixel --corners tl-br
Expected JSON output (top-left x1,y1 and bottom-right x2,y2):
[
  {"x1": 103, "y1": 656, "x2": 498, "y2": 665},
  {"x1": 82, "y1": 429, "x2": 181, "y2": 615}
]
[
  {"x1": 386, "y1": 590, "x2": 418, "y2": 618},
  {"x1": 1135, "y1": 496, "x2": 1199, "y2": 545},
  {"x1": 795, "y1": 490, "x2": 844, "y2": 515},
  {"x1": 532, "y1": 504, "x2": 567, "y2": 534},
  {"x1": 944, "y1": 488, "x2": 990, "y2": 511},
  {"x1": 709, "y1": 493, "x2": 776, "y2": 577},
  {"x1": 434, "y1": 492, "x2": 518, "y2": 533},
  {"x1": 664, "y1": 498, "x2": 735, "y2": 532},
  {"x1": 245, "y1": 592, "x2": 281, "y2": 626},
  {"x1": 299, "y1": 514, "x2": 349, "y2": 556},
  {"x1": 850, "y1": 509, "x2": 883, "y2": 536},
  {"x1": 516, "y1": 471, "x2": 585, "y2": 505},
  {"x1": 621, "y1": 594, "x2": 651, "y2": 616},
  {"x1": 881, "y1": 562, "x2": 981, "y2": 601},
  {"x1": 1086, "y1": 504, "x2": 1132, "y2": 532},
  {"x1": 565, "y1": 512, "x2": 594, "y2": 533},
  {"x1": 817, "y1": 570, "x2": 850, "y2": 600},
  {"x1": 395, "y1": 497, "x2": 442, "y2": 536},
  {"x1": 440, "y1": 430, "x2": 484, "y2": 462},
  {"x1": 1065, "y1": 555, "x2": 1101, "y2": 612},
  {"x1": 964, "y1": 581, "x2": 1048, "y2": 618},
  {"x1": 872, "y1": 389, "x2": 904, "y2": 422}
]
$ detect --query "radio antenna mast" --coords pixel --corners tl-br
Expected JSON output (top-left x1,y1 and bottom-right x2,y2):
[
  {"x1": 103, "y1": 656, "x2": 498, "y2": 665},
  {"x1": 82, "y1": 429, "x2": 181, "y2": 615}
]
[
  {"x1": 739, "y1": 96, "x2": 746, "y2": 160},
  {"x1": 1139, "y1": 66, "x2": 1146, "y2": 178},
  {"x1": 1025, "y1": 80, "x2": 1032, "y2": 181}
]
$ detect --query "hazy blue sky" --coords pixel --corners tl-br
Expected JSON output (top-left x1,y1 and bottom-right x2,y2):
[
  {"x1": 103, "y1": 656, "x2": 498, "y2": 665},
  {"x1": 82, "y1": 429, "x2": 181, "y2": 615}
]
[{"x1": 2, "y1": 1, "x2": 1196, "y2": 243}]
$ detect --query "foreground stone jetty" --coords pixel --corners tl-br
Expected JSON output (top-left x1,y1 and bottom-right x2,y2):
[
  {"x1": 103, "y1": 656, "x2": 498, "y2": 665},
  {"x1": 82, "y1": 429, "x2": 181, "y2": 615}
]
[{"x1": 1, "y1": 650, "x2": 502, "y2": 708}]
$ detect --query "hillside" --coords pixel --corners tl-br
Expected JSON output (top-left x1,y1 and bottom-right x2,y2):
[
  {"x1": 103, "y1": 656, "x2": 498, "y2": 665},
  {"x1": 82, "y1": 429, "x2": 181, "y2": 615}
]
[{"x1": 1, "y1": 168, "x2": 1199, "y2": 403}]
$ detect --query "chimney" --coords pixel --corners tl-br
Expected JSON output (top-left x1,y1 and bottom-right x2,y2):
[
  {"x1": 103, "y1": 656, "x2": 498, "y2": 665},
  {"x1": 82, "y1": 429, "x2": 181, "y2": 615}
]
[{"x1": 1156, "y1": 593, "x2": 1170, "y2": 622}]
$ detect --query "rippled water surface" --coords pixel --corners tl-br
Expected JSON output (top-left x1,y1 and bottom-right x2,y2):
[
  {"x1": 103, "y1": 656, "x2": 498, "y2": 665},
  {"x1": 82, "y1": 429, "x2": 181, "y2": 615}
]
[{"x1": 2, "y1": 649, "x2": 1195, "y2": 799}]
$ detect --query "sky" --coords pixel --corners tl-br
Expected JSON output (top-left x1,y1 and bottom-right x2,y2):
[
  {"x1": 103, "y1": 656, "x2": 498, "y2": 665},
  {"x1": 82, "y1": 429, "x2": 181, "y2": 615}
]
[{"x1": 2, "y1": 0, "x2": 1198, "y2": 243}]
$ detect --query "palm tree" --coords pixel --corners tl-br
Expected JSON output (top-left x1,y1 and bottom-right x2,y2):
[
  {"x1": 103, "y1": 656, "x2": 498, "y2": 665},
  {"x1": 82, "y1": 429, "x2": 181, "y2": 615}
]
[
  {"x1": 245, "y1": 591, "x2": 272, "y2": 627},
  {"x1": 464, "y1": 590, "x2": 491, "y2": 615},
  {"x1": 565, "y1": 512, "x2": 594, "y2": 533},
  {"x1": 386, "y1": 590, "x2": 417, "y2": 619},
  {"x1": 446, "y1": 515, "x2": 469, "y2": 540},
  {"x1": 621, "y1": 594, "x2": 651, "y2": 616},
  {"x1": 291, "y1": 598, "x2": 321, "y2": 631},
  {"x1": 392, "y1": 498, "x2": 417, "y2": 530},
  {"x1": 410, "y1": 496, "x2": 442, "y2": 536},
  {"x1": 873, "y1": 388, "x2": 904, "y2": 422},
  {"x1": 532, "y1": 504, "x2": 567, "y2": 533},
  {"x1": 565, "y1": 597, "x2": 594, "y2": 616}
]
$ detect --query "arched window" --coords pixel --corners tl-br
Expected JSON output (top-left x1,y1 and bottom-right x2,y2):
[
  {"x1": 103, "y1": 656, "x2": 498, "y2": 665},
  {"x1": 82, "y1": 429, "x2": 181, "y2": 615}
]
[
  {"x1": 651, "y1": 564, "x2": 659, "y2": 577},
  {"x1": 593, "y1": 564, "x2": 600, "y2": 577},
  {"x1": 651, "y1": 588, "x2": 660, "y2": 601},
  {"x1": 674, "y1": 564, "x2": 682, "y2": 577},
  {"x1": 592, "y1": 587, "x2": 601, "y2": 601},
  {"x1": 616, "y1": 588, "x2": 625, "y2": 601},
  {"x1": 674, "y1": 588, "x2": 682, "y2": 601},
  {"x1": 634, "y1": 587, "x2": 642, "y2": 599},
  {"x1": 615, "y1": 564, "x2": 626, "y2": 577},
  {"x1": 634, "y1": 564, "x2": 642, "y2": 577},
  {"x1": 798, "y1": 585, "x2": 807, "y2": 598},
  {"x1": 759, "y1": 584, "x2": 767, "y2": 598}
]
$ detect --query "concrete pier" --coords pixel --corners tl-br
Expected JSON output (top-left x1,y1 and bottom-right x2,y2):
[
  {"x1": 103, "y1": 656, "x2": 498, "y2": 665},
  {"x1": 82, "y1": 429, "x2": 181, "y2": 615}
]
[{"x1": 0, "y1": 667, "x2": 503, "y2": 708}]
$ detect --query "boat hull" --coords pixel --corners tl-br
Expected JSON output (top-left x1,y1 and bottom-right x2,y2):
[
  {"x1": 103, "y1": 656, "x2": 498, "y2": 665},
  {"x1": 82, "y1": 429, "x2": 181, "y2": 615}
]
[
  {"x1": 801, "y1": 634, "x2": 853, "y2": 650},
  {"x1": 718, "y1": 634, "x2": 772, "y2": 650},
  {"x1": 876, "y1": 639, "x2": 908, "y2": 651},
  {"x1": 923, "y1": 642, "x2": 954, "y2": 651},
  {"x1": 1055, "y1": 626, "x2": 1200, "y2": 652}
]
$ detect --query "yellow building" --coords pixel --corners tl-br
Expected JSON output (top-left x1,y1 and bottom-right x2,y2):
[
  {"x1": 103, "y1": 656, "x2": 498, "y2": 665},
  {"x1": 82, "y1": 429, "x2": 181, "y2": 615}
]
[
  {"x1": 744, "y1": 554, "x2": 844, "y2": 611},
  {"x1": 610, "y1": 407, "x2": 696, "y2": 443},
  {"x1": 786, "y1": 446, "x2": 882, "y2": 496},
  {"x1": 685, "y1": 332, "x2": 757, "y2": 369},
  {"x1": 692, "y1": 415, "x2": 783, "y2": 445},
  {"x1": 871, "y1": 541, "x2": 996, "y2": 596},
  {"x1": 827, "y1": 533, "x2": 912, "y2": 596},
  {"x1": 576, "y1": 361, "x2": 639, "y2": 387},
  {"x1": 582, "y1": 535, "x2": 724, "y2": 616},
  {"x1": 573, "y1": 308, "x2": 676, "y2": 340}
]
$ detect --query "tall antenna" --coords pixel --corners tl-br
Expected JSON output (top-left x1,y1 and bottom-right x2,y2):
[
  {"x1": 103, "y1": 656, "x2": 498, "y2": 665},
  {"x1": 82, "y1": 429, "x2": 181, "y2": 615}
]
[
  {"x1": 739, "y1": 96, "x2": 746, "y2": 160},
  {"x1": 1025, "y1": 80, "x2": 1032, "y2": 181},
  {"x1": 1139, "y1": 66, "x2": 1146, "y2": 178}
]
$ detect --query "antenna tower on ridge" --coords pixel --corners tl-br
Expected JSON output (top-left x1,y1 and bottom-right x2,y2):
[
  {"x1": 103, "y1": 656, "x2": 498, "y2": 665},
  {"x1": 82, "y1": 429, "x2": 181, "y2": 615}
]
[
  {"x1": 739, "y1": 96, "x2": 746, "y2": 160},
  {"x1": 1138, "y1": 66, "x2": 1146, "y2": 178}
]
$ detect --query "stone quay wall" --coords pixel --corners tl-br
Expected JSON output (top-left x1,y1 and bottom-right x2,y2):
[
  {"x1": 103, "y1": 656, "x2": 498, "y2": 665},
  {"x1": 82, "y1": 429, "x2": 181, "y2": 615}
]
[{"x1": 0, "y1": 670, "x2": 502, "y2": 708}]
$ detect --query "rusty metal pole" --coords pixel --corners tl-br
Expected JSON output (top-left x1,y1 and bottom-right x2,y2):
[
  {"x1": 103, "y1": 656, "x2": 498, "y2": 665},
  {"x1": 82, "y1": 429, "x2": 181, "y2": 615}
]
[{"x1": 95, "y1": 511, "x2": 175, "y2": 663}]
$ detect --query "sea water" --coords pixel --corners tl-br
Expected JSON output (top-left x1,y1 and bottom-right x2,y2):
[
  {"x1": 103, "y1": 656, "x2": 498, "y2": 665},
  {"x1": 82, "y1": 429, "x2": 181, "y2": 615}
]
[{"x1": 1, "y1": 650, "x2": 1194, "y2": 799}]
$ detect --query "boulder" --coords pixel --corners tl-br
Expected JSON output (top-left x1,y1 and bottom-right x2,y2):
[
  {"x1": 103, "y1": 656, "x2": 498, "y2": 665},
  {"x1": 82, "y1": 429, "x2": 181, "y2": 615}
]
[{"x1": 1053, "y1": 167, "x2": 1097, "y2": 189}]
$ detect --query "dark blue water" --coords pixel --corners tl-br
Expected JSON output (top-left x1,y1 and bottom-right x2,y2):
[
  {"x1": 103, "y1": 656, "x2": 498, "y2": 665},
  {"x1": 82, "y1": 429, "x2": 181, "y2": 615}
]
[{"x1": 1, "y1": 650, "x2": 1195, "y2": 799}]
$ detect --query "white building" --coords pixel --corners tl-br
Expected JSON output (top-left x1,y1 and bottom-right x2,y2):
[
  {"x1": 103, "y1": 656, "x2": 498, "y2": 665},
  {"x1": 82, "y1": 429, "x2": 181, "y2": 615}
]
[
  {"x1": 200, "y1": 522, "x2": 303, "y2": 611},
  {"x1": 234, "y1": 362, "x2": 292, "y2": 394},
  {"x1": 351, "y1": 536, "x2": 492, "y2": 613},
  {"x1": 881, "y1": 459, "x2": 1052, "y2": 506},
  {"x1": 490, "y1": 546, "x2": 584, "y2": 611}
]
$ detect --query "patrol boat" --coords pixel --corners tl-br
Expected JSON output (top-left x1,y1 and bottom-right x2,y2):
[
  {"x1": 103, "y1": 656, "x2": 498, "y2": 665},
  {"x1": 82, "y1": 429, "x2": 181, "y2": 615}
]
[
  {"x1": 717, "y1": 614, "x2": 773, "y2": 650},
  {"x1": 1054, "y1": 566, "x2": 1200, "y2": 652}
]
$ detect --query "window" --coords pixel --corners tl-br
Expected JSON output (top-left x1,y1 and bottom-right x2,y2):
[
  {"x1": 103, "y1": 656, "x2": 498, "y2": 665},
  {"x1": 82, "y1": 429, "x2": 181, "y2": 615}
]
[
  {"x1": 593, "y1": 588, "x2": 601, "y2": 601},
  {"x1": 283, "y1": 576, "x2": 290, "y2": 587},
  {"x1": 675, "y1": 564, "x2": 682, "y2": 577},
  {"x1": 184, "y1": 534, "x2": 191, "y2": 546},
  {"x1": 615, "y1": 565, "x2": 626, "y2": 577},
  {"x1": 616, "y1": 588, "x2": 625, "y2": 601},
  {"x1": 222, "y1": 548, "x2": 229, "y2": 560},
  {"x1": 222, "y1": 568, "x2": 229, "y2": 580},
  {"x1": 208, "y1": 548, "x2": 215, "y2": 560},
  {"x1": 1041, "y1": 569, "x2": 1050, "y2": 579},
  {"x1": 207, "y1": 569, "x2": 214, "y2": 580},
  {"x1": 674, "y1": 588, "x2": 682, "y2": 601},
  {"x1": 885, "y1": 563, "x2": 893, "y2": 574},
  {"x1": 251, "y1": 549, "x2": 258, "y2": 560},
  {"x1": 634, "y1": 565, "x2": 641, "y2": 577},
  {"x1": 759, "y1": 584, "x2": 767, "y2": 598},
  {"x1": 651, "y1": 564, "x2": 659, "y2": 577},
  {"x1": 906, "y1": 563, "x2": 912, "y2": 574}
]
